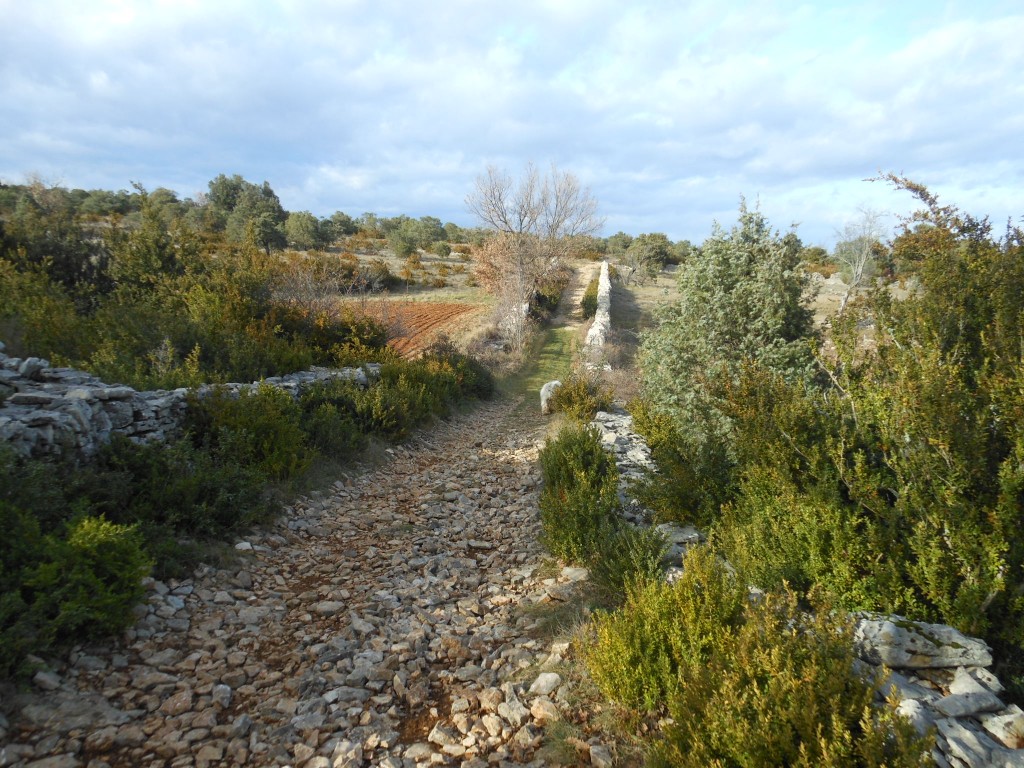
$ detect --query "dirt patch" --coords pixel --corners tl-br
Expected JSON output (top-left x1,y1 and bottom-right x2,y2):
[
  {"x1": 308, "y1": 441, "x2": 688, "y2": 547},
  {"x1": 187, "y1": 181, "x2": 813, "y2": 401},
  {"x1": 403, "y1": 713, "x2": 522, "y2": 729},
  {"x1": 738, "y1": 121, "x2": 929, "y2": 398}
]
[
  {"x1": 346, "y1": 300, "x2": 490, "y2": 358},
  {"x1": 396, "y1": 687, "x2": 452, "y2": 744}
]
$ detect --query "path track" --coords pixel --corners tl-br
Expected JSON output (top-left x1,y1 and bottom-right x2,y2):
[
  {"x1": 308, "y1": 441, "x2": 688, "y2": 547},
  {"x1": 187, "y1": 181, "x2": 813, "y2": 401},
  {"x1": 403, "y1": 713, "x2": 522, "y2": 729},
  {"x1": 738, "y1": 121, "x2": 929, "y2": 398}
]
[{"x1": 3, "y1": 268, "x2": 604, "y2": 768}]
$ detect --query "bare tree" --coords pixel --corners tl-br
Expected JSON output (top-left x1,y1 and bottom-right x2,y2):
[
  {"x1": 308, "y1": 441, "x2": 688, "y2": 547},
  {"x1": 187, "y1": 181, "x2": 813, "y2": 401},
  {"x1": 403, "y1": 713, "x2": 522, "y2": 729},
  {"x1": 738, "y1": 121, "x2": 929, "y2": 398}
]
[
  {"x1": 542, "y1": 165, "x2": 602, "y2": 239},
  {"x1": 834, "y1": 209, "x2": 887, "y2": 314},
  {"x1": 466, "y1": 162, "x2": 602, "y2": 240},
  {"x1": 473, "y1": 231, "x2": 546, "y2": 351},
  {"x1": 466, "y1": 163, "x2": 602, "y2": 350}
]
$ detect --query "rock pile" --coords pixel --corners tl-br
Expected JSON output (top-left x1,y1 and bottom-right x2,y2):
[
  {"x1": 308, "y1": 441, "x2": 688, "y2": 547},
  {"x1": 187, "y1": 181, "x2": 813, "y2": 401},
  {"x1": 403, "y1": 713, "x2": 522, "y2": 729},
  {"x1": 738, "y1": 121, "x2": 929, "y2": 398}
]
[
  {"x1": 855, "y1": 615, "x2": 1024, "y2": 767},
  {"x1": 0, "y1": 343, "x2": 378, "y2": 460},
  {"x1": 538, "y1": 381, "x2": 561, "y2": 416}
]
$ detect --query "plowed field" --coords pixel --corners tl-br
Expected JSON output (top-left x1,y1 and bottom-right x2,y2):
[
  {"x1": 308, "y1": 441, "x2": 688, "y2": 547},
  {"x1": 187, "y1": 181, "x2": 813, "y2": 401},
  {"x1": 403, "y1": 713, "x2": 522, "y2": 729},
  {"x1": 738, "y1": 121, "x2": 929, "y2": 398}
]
[{"x1": 350, "y1": 300, "x2": 489, "y2": 358}]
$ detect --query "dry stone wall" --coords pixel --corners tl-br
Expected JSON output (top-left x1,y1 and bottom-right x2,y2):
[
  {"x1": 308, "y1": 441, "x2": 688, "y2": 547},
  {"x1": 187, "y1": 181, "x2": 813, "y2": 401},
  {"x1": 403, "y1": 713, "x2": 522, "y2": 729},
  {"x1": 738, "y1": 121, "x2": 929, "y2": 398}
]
[
  {"x1": 0, "y1": 342, "x2": 378, "y2": 460},
  {"x1": 584, "y1": 260, "x2": 611, "y2": 351}
]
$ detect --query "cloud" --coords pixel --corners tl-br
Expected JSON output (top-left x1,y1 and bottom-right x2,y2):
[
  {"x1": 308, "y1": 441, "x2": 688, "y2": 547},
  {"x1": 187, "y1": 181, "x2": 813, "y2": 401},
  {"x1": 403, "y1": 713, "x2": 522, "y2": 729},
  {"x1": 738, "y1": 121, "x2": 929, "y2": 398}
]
[{"x1": 0, "y1": 0, "x2": 1021, "y2": 246}]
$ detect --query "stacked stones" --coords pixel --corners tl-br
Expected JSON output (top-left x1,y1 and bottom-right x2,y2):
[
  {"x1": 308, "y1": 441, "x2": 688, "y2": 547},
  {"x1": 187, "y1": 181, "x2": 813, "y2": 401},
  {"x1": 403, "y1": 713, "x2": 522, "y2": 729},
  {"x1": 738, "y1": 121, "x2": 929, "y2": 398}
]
[
  {"x1": 588, "y1": 405, "x2": 1024, "y2": 767},
  {"x1": 855, "y1": 616, "x2": 1024, "y2": 768},
  {"x1": 583, "y1": 261, "x2": 611, "y2": 352},
  {"x1": 0, "y1": 342, "x2": 377, "y2": 460}
]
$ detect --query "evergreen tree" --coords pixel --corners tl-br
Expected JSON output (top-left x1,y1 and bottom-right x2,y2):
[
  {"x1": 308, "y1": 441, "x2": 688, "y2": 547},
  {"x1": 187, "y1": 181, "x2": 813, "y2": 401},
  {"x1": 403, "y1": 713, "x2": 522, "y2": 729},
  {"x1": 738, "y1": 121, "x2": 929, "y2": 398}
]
[{"x1": 640, "y1": 199, "x2": 814, "y2": 442}]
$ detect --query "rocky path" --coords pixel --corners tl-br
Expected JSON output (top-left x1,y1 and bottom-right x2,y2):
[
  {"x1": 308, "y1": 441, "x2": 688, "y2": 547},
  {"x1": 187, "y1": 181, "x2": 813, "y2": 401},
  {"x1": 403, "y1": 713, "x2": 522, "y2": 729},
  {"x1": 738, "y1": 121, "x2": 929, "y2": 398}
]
[{"x1": 2, "y1": 393, "x2": 607, "y2": 768}]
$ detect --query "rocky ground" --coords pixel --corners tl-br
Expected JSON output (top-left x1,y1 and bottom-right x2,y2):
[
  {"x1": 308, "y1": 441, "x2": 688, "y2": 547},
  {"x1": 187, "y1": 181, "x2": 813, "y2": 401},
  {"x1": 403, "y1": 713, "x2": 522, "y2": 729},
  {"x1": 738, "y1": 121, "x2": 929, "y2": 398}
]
[{"x1": 1, "y1": 395, "x2": 615, "y2": 768}]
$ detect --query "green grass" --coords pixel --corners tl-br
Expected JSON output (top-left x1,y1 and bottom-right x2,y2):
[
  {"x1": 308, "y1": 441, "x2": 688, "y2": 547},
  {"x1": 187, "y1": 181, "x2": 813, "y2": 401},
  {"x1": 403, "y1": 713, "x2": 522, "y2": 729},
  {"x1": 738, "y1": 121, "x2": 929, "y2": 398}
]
[{"x1": 499, "y1": 326, "x2": 576, "y2": 401}]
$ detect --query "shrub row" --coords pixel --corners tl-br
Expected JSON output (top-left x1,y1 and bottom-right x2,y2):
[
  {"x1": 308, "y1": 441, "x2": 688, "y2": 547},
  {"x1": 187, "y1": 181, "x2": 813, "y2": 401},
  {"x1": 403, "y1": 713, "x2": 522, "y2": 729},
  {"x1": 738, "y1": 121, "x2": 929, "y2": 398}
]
[
  {"x1": 633, "y1": 187, "x2": 1024, "y2": 669},
  {"x1": 0, "y1": 189, "x2": 397, "y2": 391},
  {"x1": 537, "y1": 385, "x2": 930, "y2": 764},
  {"x1": 584, "y1": 548, "x2": 933, "y2": 766}
]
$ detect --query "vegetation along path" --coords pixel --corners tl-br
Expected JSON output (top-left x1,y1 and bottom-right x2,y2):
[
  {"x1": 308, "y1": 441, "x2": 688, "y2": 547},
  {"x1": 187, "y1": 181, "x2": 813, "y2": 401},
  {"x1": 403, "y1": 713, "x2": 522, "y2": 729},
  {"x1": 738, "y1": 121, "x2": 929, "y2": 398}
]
[{"x1": 2, "y1": 270, "x2": 604, "y2": 768}]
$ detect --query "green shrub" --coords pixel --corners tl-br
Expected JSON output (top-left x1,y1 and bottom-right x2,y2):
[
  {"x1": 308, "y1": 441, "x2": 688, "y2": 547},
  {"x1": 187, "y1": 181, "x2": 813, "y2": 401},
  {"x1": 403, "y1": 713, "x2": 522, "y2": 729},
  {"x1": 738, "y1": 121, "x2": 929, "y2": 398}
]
[
  {"x1": 299, "y1": 380, "x2": 367, "y2": 458},
  {"x1": 548, "y1": 371, "x2": 613, "y2": 422},
  {"x1": 0, "y1": 501, "x2": 47, "y2": 676},
  {"x1": 421, "y1": 336, "x2": 496, "y2": 400},
  {"x1": 301, "y1": 346, "x2": 491, "y2": 450},
  {"x1": 584, "y1": 547, "x2": 747, "y2": 712},
  {"x1": 29, "y1": 516, "x2": 152, "y2": 644},
  {"x1": 302, "y1": 402, "x2": 364, "y2": 457},
  {"x1": 628, "y1": 397, "x2": 734, "y2": 526},
  {"x1": 650, "y1": 591, "x2": 933, "y2": 767},
  {"x1": 532, "y1": 265, "x2": 572, "y2": 318},
  {"x1": 580, "y1": 276, "x2": 599, "y2": 319},
  {"x1": 331, "y1": 340, "x2": 400, "y2": 367},
  {"x1": 713, "y1": 465, "x2": 912, "y2": 614},
  {"x1": 355, "y1": 365, "x2": 453, "y2": 438},
  {"x1": 188, "y1": 384, "x2": 311, "y2": 482},
  {"x1": 361, "y1": 258, "x2": 400, "y2": 291},
  {"x1": 539, "y1": 423, "x2": 617, "y2": 496},
  {"x1": 83, "y1": 436, "x2": 274, "y2": 541},
  {"x1": 272, "y1": 305, "x2": 389, "y2": 362},
  {"x1": 589, "y1": 524, "x2": 667, "y2": 605},
  {"x1": 540, "y1": 477, "x2": 619, "y2": 565},
  {"x1": 538, "y1": 424, "x2": 620, "y2": 563},
  {"x1": 0, "y1": 446, "x2": 80, "y2": 531},
  {"x1": 635, "y1": 202, "x2": 815, "y2": 523}
]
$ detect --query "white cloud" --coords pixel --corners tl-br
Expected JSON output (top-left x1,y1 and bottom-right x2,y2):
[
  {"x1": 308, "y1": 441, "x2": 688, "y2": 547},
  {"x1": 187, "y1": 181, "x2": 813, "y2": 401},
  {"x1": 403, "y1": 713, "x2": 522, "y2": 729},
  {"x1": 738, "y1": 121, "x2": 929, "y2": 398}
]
[{"x1": 0, "y1": 0, "x2": 1020, "y2": 246}]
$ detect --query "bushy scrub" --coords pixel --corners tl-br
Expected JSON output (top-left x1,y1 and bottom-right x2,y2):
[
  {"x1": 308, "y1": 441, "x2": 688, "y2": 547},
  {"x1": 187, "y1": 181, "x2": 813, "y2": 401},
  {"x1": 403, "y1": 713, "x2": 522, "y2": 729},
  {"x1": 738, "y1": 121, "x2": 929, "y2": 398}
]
[
  {"x1": 0, "y1": 186, "x2": 394, "y2": 389},
  {"x1": 532, "y1": 264, "x2": 573, "y2": 318},
  {"x1": 628, "y1": 397, "x2": 734, "y2": 526},
  {"x1": 188, "y1": 384, "x2": 311, "y2": 482},
  {"x1": 29, "y1": 516, "x2": 152, "y2": 642},
  {"x1": 0, "y1": 501, "x2": 48, "y2": 676},
  {"x1": 299, "y1": 383, "x2": 366, "y2": 458},
  {"x1": 585, "y1": 547, "x2": 932, "y2": 765},
  {"x1": 548, "y1": 371, "x2": 613, "y2": 422},
  {"x1": 636, "y1": 201, "x2": 815, "y2": 521},
  {"x1": 538, "y1": 424, "x2": 620, "y2": 563},
  {"x1": 302, "y1": 341, "x2": 493, "y2": 448},
  {"x1": 714, "y1": 466, "x2": 908, "y2": 612},
  {"x1": 83, "y1": 436, "x2": 275, "y2": 541},
  {"x1": 355, "y1": 365, "x2": 455, "y2": 438},
  {"x1": 0, "y1": 507, "x2": 151, "y2": 676},
  {"x1": 650, "y1": 591, "x2": 932, "y2": 768},
  {"x1": 584, "y1": 547, "x2": 746, "y2": 712},
  {"x1": 589, "y1": 524, "x2": 667, "y2": 605},
  {"x1": 421, "y1": 336, "x2": 496, "y2": 400},
  {"x1": 634, "y1": 181, "x2": 1024, "y2": 665}
]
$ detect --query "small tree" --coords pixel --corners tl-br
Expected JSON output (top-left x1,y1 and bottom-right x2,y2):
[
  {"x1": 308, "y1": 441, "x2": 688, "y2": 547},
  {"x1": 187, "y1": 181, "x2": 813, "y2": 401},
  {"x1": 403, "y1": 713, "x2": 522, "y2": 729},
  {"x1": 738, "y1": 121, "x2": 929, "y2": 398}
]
[
  {"x1": 622, "y1": 232, "x2": 672, "y2": 284},
  {"x1": 285, "y1": 211, "x2": 322, "y2": 250},
  {"x1": 834, "y1": 208, "x2": 887, "y2": 313},
  {"x1": 330, "y1": 210, "x2": 358, "y2": 237},
  {"x1": 466, "y1": 163, "x2": 602, "y2": 349},
  {"x1": 638, "y1": 200, "x2": 815, "y2": 518}
]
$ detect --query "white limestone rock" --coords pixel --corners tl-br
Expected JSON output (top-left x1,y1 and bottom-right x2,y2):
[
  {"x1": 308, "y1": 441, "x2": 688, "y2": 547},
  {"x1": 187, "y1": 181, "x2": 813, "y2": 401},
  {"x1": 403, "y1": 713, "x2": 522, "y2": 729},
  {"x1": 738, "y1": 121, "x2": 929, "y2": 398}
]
[
  {"x1": 852, "y1": 614, "x2": 993, "y2": 669},
  {"x1": 540, "y1": 380, "x2": 562, "y2": 415}
]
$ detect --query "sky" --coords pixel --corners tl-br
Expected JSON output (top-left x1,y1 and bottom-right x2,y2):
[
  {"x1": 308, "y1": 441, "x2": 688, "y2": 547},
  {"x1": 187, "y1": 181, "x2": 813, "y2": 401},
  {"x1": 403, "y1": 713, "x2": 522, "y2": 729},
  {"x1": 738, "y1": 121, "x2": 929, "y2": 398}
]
[{"x1": 1, "y1": 0, "x2": 1021, "y2": 247}]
